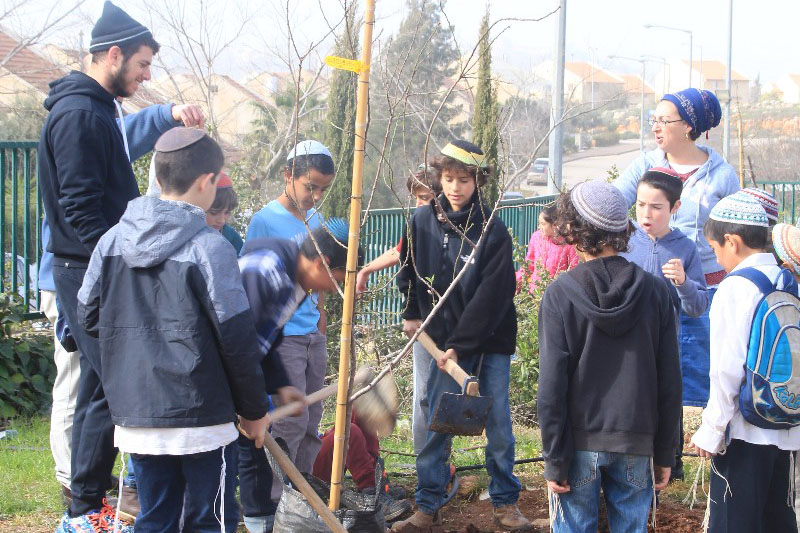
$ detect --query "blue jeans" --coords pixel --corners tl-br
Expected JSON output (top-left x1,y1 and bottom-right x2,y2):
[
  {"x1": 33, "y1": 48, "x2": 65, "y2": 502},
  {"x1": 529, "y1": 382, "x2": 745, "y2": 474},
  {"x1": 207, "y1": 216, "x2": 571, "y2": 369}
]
[
  {"x1": 132, "y1": 444, "x2": 239, "y2": 533},
  {"x1": 552, "y1": 451, "x2": 653, "y2": 533},
  {"x1": 415, "y1": 352, "x2": 521, "y2": 514}
]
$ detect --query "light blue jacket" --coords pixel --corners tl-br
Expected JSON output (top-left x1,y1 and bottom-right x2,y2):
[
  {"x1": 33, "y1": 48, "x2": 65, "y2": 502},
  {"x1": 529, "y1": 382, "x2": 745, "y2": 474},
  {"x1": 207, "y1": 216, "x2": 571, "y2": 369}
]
[
  {"x1": 614, "y1": 146, "x2": 740, "y2": 275},
  {"x1": 621, "y1": 223, "x2": 708, "y2": 317},
  {"x1": 38, "y1": 104, "x2": 179, "y2": 292}
]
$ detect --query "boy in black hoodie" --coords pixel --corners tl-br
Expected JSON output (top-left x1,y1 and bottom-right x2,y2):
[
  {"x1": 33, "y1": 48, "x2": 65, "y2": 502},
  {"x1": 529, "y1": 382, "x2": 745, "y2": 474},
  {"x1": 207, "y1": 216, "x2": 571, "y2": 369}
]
[
  {"x1": 537, "y1": 180, "x2": 682, "y2": 532},
  {"x1": 393, "y1": 140, "x2": 531, "y2": 533}
]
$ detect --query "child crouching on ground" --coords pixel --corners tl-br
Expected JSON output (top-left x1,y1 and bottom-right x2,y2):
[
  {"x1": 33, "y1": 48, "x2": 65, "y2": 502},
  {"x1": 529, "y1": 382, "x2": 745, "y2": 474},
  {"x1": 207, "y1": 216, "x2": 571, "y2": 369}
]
[
  {"x1": 77, "y1": 128, "x2": 283, "y2": 532},
  {"x1": 691, "y1": 192, "x2": 800, "y2": 532},
  {"x1": 393, "y1": 140, "x2": 530, "y2": 533},
  {"x1": 538, "y1": 180, "x2": 682, "y2": 532},
  {"x1": 515, "y1": 204, "x2": 579, "y2": 293}
]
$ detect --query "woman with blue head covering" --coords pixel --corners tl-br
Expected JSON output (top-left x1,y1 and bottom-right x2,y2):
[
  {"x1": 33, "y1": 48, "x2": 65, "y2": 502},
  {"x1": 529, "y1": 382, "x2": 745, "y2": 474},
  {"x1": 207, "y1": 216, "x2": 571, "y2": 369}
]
[{"x1": 612, "y1": 88, "x2": 740, "y2": 481}]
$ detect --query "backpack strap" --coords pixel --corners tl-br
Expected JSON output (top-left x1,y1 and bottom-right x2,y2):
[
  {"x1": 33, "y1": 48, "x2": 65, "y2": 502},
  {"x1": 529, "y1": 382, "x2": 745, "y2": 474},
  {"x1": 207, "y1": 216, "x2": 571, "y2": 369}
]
[{"x1": 726, "y1": 267, "x2": 776, "y2": 296}]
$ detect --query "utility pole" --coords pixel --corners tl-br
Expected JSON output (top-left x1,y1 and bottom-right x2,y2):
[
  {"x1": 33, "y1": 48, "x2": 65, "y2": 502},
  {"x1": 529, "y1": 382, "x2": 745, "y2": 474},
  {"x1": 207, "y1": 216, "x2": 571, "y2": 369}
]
[
  {"x1": 723, "y1": 0, "x2": 733, "y2": 160},
  {"x1": 547, "y1": 0, "x2": 567, "y2": 195}
]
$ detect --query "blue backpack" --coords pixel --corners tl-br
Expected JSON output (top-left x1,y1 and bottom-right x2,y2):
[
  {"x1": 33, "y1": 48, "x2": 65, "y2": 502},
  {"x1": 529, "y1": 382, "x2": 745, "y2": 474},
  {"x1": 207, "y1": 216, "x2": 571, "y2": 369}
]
[{"x1": 727, "y1": 267, "x2": 800, "y2": 429}]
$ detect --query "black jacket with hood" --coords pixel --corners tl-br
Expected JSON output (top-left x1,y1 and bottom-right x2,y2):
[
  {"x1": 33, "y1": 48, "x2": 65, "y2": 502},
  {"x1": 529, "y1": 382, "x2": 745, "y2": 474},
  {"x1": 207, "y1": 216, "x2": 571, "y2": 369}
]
[
  {"x1": 537, "y1": 256, "x2": 682, "y2": 481},
  {"x1": 398, "y1": 192, "x2": 517, "y2": 357},
  {"x1": 38, "y1": 70, "x2": 140, "y2": 262},
  {"x1": 77, "y1": 196, "x2": 275, "y2": 428}
]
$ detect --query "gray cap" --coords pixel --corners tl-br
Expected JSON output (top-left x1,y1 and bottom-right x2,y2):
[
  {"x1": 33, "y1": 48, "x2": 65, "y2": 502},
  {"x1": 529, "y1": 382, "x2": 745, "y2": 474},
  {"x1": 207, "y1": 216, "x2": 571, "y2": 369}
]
[
  {"x1": 570, "y1": 180, "x2": 629, "y2": 232},
  {"x1": 154, "y1": 127, "x2": 207, "y2": 153}
]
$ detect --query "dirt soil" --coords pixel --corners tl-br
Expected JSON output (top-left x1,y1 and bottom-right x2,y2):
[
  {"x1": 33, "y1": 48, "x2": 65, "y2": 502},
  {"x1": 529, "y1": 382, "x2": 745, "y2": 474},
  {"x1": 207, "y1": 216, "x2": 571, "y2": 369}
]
[{"x1": 436, "y1": 484, "x2": 706, "y2": 533}]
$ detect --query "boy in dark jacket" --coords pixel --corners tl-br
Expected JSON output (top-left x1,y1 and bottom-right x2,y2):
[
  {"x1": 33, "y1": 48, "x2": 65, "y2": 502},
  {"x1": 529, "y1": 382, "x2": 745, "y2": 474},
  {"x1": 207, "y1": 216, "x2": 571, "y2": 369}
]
[
  {"x1": 538, "y1": 180, "x2": 682, "y2": 532},
  {"x1": 76, "y1": 128, "x2": 288, "y2": 532},
  {"x1": 393, "y1": 140, "x2": 531, "y2": 533}
]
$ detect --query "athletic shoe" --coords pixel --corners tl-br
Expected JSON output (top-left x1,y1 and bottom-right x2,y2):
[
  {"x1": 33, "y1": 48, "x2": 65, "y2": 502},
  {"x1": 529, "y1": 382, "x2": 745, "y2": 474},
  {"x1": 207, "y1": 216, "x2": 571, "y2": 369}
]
[{"x1": 55, "y1": 499, "x2": 134, "y2": 533}]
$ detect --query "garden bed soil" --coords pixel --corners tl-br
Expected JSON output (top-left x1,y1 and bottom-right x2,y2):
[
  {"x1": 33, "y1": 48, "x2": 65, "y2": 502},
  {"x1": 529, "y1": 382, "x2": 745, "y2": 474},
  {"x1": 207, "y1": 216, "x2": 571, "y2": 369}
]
[{"x1": 437, "y1": 485, "x2": 706, "y2": 533}]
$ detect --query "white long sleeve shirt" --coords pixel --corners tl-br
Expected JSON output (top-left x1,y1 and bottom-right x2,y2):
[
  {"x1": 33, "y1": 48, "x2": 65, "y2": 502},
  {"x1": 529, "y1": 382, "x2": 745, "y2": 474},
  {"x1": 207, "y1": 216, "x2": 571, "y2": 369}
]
[{"x1": 691, "y1": 253, "x2": 800, "y2": 453}]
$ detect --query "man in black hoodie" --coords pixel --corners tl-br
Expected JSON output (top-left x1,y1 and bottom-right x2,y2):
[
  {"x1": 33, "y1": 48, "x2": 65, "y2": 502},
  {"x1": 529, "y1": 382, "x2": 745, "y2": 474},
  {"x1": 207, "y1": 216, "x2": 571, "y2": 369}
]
[
  {"x1": 38, "y1": 2, "x2": 196, "y2": 525},
  {"x1": 537, "y1": 180, "x2": 682, "y2": 532}
]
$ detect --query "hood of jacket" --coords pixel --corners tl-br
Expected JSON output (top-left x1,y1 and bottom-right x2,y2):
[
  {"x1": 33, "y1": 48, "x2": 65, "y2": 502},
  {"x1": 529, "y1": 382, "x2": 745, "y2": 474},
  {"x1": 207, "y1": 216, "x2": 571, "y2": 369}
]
[
  {"x1": 642, "y1": 145, "x2": 728, "y2": 177},
  {"x1": 560, "y1": 255, "x2": 651, "y2": 337},
  {"x1": 117, "y1": 196, "x2": 209, "y2": 268},
  {"x1": 44, "y1": 71, "x2": 115, "y2": 112},
  {"x1": 434, "y1": 191, "x2": 492, "y2": 233}
]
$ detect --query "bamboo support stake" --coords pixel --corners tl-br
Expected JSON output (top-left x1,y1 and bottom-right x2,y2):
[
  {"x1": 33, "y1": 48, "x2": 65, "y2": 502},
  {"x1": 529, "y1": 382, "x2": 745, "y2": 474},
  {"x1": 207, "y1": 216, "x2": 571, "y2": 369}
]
[{"x1": 328, "y1": 0, "x2": 375, "y2": 511}]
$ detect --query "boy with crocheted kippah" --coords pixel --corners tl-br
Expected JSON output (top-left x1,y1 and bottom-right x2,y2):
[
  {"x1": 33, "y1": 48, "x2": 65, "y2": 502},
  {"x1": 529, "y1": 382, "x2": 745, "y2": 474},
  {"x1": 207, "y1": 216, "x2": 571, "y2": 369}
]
[
  {"x1": 537, "y1": 180, "x2": 681, "y2": 532},
  {"x1": 393, "y1": 140, "x2": 530, "y2": 533},
  {"x1": 691, "y1": 193, "x2": 800, "y2": 532}
]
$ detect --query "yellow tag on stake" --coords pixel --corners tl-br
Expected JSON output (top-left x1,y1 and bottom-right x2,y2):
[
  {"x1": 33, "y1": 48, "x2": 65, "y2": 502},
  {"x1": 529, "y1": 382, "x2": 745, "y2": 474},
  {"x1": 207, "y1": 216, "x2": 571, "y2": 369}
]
[{"x1": 324, "y1": 55, "x2": 365, "y2": 73}]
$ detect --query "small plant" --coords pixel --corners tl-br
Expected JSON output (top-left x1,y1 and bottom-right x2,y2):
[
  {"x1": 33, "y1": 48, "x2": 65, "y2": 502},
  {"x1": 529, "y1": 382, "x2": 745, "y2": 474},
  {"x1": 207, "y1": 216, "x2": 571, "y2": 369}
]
[{"x1": 0, "y1": 293, "x2": 55, "y2": 420}]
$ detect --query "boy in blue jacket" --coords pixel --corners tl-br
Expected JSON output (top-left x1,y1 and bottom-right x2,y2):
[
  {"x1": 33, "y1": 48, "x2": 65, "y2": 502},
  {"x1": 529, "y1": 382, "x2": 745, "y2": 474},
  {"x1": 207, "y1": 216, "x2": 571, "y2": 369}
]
[
  {"x1": 621, "y1": 167, "x2": 708, "y2": 480},
  {"x1": 76, "y1": 128, "x2": 281, "y2": 532}
]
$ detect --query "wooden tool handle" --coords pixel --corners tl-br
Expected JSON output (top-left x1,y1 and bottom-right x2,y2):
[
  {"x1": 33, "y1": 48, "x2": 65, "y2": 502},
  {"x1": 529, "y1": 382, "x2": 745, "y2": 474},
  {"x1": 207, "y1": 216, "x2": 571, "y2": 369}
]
[
  {"x1": 268, "y1": 368, "x2": 370, "y2": 423},
  {"x1": 417, "y1": 331, "x2": 478, "y2": 396},
  {"x1": 262, "y1": 431, "x2": 347, "y2": 533}
]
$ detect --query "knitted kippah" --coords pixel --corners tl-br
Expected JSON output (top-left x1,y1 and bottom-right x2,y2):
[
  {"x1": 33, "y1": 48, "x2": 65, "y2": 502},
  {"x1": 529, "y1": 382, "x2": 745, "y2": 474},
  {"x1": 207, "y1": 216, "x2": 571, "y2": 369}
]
[
  {"x1": 773, "y1": 224, "x2": 800, "y2": 272},
  {"x1": 709, "y1": 192, "x2": 769, "y2": 227},
  {"x1": 739, "y1": 188, "x2": 779, "y2": 222},
  {"x1": 216, "y1": 172, "x2": 233, "y2": 189},
  {"x1": 440, "y1": 140, "x2": 488, "y2": 168},
  {"x1": 570, "y1": 180, "x2": 629, "y2": 232},
  {"x1": 287, "y1": 140, "x2": 332, "y2": 161},
  {"x1": 325, "y1": 217, "x2": 350, "y2": 244},
  {"x1": 89, "y1": 1, "x2": 153, "y2": 53}
]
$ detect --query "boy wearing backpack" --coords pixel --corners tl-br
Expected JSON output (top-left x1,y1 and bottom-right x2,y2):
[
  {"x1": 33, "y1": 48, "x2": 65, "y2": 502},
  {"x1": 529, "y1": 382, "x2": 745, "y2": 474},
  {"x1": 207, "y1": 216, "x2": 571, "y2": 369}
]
[{"x1": 691, "y1": 192, "x2": 800, "y2": 533}]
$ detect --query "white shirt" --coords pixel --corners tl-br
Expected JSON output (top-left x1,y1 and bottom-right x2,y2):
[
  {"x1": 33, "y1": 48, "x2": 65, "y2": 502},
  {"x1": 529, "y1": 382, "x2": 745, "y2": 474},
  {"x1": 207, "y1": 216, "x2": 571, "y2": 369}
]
[
  {"x1": 115, "y1": 423, "x2": 238, "y2": 455},
  {"x1": 691, "y1": 253, "x2": 800, "y2": 453}
]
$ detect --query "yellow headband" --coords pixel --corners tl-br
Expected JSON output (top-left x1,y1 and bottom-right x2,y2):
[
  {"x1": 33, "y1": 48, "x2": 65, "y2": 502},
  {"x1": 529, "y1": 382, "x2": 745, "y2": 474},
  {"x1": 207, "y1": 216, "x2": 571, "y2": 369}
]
[{"x1": 440, "y1": 143, "x2": 487, "y2": 168}]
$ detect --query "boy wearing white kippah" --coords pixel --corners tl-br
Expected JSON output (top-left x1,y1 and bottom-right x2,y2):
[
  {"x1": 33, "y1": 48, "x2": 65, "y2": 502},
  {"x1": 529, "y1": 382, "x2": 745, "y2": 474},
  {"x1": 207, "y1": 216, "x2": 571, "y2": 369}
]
[
  {"x1": 243, "y1": 140, "x2": 334, "y2": 529},
  {"x1": 691, "y1": 193, "x2": 800, "y2": 532}
]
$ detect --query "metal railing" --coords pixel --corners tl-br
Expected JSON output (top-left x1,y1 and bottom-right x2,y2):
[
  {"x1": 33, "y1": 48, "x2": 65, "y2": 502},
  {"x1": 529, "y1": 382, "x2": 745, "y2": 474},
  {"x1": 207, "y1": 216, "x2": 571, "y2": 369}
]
[
  {"x1": 0, "y1": 141, "x2": 41, "y2": 312},
  {"x1": 755, "y1": 181, "x2": 800, "y2": 224}
]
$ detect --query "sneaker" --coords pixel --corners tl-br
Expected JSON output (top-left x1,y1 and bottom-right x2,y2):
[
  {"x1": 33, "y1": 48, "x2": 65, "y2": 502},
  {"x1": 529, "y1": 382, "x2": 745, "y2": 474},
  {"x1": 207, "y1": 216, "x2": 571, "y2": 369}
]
[
  {"x1": 493, "y1": 504, "x2": 532, "y2": 532},
  {"x1": 117, "y1": 485, "x2": 139, "y2": 521},
  {"x1": 55, "y1": 499, "x2": 134, "y2": 533}
]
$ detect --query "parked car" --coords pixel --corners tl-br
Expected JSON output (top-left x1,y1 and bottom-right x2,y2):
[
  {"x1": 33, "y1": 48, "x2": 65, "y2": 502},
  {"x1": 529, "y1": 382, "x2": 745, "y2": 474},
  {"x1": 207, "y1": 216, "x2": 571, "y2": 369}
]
[
  {"x1": 501, "y1": 191, "x2": 524, "y2": 201},
  {"x1": 526, "y1": 157, "x2": 549, "y2": 185}
]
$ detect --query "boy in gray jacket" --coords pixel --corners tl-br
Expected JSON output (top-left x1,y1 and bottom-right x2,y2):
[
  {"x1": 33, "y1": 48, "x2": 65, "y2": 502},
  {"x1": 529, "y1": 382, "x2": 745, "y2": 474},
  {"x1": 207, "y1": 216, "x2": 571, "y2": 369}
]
[{"x1": 77, "y1": 128, "x2": 288, "y2": 532}]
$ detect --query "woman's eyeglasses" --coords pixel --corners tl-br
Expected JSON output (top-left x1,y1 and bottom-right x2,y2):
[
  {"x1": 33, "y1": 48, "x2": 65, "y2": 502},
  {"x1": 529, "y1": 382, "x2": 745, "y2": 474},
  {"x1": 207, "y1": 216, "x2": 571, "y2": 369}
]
[{"x1": 648, "y1": 117, "x2": 684, "y2": 127}]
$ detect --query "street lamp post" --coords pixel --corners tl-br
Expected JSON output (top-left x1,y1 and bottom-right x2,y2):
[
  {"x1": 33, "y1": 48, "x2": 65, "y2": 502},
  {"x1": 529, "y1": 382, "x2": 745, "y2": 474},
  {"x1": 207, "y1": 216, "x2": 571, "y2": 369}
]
[
  {"x1": 644, "y1": 24, "x2": 693, "y2": 88},
  {"x1": 610, "y1": 54, "x2": 647, "y2": 152}
]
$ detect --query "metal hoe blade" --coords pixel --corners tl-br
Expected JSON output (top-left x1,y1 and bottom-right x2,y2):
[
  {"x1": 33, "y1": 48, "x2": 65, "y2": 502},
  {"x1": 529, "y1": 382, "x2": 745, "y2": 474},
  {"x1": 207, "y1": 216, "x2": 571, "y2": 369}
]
[{"x1": 429, "y1": 392, "x2": 493, "y2": 436}]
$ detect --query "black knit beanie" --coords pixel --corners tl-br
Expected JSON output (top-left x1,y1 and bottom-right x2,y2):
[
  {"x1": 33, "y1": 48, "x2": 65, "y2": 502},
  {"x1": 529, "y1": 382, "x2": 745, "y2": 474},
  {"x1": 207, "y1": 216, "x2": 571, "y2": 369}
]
[{"x1": 89, "y1": 1, "x2": 152, "y2": 53}]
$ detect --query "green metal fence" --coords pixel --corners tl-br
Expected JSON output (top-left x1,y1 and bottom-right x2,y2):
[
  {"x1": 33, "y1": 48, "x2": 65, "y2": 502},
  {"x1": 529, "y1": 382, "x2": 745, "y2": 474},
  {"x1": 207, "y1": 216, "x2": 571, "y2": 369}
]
[
  {"x1": 756, "y1": 181, "x2": 800, "y2": 224},
  {"x1": 0, "y1": 141, "x2": 41, "y2": 312}
]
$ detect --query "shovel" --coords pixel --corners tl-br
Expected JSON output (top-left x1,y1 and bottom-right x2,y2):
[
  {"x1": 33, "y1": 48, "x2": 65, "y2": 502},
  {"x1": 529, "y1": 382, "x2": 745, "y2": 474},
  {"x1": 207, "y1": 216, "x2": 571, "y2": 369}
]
[{"x1": 417, "y1": 331, "x2": 492, "y2": 436}]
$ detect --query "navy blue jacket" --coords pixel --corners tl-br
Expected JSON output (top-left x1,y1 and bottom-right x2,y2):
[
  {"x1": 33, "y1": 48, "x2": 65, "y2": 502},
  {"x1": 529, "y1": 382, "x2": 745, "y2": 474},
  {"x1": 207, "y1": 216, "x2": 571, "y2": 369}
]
[{"x1": 39, "y1": 71, "x2": 141, "y2": 261}]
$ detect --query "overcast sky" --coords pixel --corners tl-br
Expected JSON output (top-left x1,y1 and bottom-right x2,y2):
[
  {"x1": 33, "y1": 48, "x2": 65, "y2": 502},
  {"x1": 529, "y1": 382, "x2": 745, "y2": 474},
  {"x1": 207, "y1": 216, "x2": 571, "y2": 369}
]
[{"x1": 22, "y1": 0, "x2": 800, "y2": 85}]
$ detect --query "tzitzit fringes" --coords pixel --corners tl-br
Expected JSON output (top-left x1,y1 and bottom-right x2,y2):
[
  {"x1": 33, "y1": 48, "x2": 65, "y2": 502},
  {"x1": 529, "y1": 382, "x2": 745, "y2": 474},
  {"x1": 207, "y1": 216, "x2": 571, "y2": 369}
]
[
  {"x1": 649, "y1": 457, "x2": 657, "y2": 530},
  {"x1": 114, "y1": 453, "x2": 126, "y2": 533},
  {"x1": 683, "y1": 457, "x2": 707, "y2": 509},
  {"x1": 214, "y1": 445, "x2": 227, "y2": 533},
  {"x1": 702, "y1": 489, "x2": 711, "y2": 533},
  {"x1": 709, "y1": 457, "x2": 732, "y2": 503},
  {"x1": 547, "y1": 487, "x2": 564, "y2": 531}
]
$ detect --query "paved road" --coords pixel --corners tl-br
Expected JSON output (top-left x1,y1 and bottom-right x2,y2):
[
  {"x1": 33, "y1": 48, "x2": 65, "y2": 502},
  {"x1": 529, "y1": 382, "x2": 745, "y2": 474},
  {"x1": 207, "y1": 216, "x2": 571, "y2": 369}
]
[{"x1": 526, "y1": 140, "x2": 655, "y2": 196}]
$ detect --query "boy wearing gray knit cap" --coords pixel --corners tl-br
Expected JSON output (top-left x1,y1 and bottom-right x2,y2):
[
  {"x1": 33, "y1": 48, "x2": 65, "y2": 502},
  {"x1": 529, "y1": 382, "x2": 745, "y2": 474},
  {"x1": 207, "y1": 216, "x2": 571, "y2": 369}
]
[{"x1": 537, "y1": 180, "x2": 682, "y2": 532}]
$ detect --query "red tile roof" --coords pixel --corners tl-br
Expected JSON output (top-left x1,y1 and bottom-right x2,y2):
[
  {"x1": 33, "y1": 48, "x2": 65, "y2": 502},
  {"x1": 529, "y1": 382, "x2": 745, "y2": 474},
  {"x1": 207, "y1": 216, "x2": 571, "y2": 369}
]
[{"x1": 0, "y1": 30, "x2": 66, "y2": 94}]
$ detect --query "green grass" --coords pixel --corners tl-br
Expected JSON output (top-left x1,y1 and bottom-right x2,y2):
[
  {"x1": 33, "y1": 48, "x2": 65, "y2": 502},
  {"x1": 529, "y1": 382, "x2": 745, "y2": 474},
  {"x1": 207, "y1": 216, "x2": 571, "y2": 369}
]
[{"x1": 0, "y1": 417, "x2": 61, "y2": 515}]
